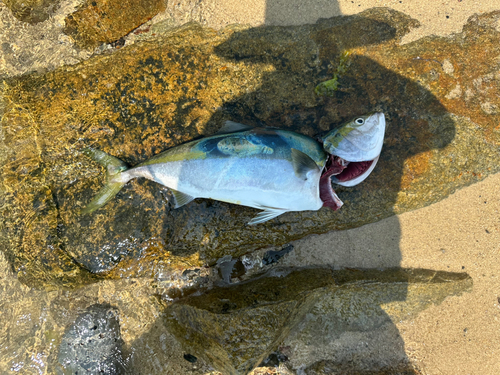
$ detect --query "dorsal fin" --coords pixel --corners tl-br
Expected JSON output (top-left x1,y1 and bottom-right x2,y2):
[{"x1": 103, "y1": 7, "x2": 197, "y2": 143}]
[
  {"x1": 291, "y1": 148, "x2": 320, "y2": 180},
  {"x1": 216, "y1": 121, "x2": 254, "y2": 134}
]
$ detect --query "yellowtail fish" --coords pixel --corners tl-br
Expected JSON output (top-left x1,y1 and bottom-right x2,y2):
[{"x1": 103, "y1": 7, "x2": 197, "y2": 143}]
[{"x1": 82, "y1": 113, "x2": 385, "y2": 224}]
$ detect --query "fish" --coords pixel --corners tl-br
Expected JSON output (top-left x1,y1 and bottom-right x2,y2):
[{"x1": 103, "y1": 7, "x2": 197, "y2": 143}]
[{"x1": 81, "y1": 113, "x2": 385, "y2": 224}]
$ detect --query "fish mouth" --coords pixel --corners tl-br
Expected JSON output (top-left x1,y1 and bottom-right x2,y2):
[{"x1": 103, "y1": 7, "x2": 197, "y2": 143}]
[
  {"x1": 319, "y1": 112, "x2": 385, "y2": 210},
  {"x1": 319, "y1": 155, "x2": 377, "y2": 210}
]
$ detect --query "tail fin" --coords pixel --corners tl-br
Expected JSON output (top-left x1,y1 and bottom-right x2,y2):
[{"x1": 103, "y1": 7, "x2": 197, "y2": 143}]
[{"x1": 81, "y1": 148, "x2": 130, "y2": 214}]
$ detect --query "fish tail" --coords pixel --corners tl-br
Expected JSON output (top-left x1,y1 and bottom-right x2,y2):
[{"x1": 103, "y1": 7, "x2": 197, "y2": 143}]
[{"x1": 80, "y1": 148, "x2": 130, "y2": 214}]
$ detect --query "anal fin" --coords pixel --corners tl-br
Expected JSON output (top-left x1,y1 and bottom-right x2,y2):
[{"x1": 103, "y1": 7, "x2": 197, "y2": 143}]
[
  {"x1": 248, "y1": 207, "x2": 287, "y2": 225},
  {"x1": 170, "y1": 189, "x2": 195, "y2": 208}
]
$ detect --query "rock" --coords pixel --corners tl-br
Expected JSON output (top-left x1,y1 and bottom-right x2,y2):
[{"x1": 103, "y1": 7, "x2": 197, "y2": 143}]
[
  {"x1": 163, "y1": 267, "x2": 472, "y2": 375},
  {"x1": 57, "y1": 303, "x2": 124, "y2": 375},
  {"x1": 64, "y1": 0, "x2": 166, "y2": 49},
  {"x1": 3, "y1": 0, "x2": 61, "y2": 24},
  {"x1": 1, "y1": 9, "x2": 499, "y2": 287},
  {"x1": 0, "y1": 250, "x2": 197, "y2": 374}
]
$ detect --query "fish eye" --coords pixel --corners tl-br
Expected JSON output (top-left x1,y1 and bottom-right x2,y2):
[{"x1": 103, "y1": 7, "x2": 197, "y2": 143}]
[{"x1": 355, "y1": 118, "x2": 364, "y2": 125}]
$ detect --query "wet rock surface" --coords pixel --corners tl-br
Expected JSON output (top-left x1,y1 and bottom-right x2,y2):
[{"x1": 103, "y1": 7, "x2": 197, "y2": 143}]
[
  {"x1": 164, "y1": 267, "x2": 472, "y2": 374},
  {"x1": 0, "y1": 248, "x2": 211, "y2": 374},
  {"x1": 57, "y1": 303, "x2": 124, "y2": 375},
  {"x1": 1, "y1": 9, "x2": 499, "y2": 288}
]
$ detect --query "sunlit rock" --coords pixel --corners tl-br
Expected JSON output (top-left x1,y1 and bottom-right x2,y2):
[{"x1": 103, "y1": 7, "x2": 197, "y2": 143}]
[{"x1": 57, "y1": 303, "x2": 124, "y2": 375}]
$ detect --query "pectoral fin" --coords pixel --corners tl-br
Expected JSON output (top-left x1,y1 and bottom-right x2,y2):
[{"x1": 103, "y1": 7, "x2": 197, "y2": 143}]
[
  {"x1": 217, "y1": 136, "x2": 273, "y2": 157},
  {"x1": 291, "y1": 148, "x2": 320, "y2": 180},
  {"x1": 248, "y1": 207, "x2": 287, "y2": 225},
  {"x1": 170, "y1": 189, "x2": 195, "y2": 208}
]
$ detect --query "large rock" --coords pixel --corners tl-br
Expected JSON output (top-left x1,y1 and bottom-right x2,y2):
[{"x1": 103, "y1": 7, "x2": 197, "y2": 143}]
[
  {"x1": 164, "y1": 267, "x2": 472, "y2": 375},
  {"x1": 1, "y1": 9, "x2": 499, "y2": 287}
]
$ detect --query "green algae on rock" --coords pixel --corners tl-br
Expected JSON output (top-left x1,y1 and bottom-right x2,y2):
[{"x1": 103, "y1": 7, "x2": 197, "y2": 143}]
[
  {"x1": 64, "y1": 0, "x2": 166, "y2": 49},
  {"x1": 163, "y1": 268, "x2": 472, "y2": 375},
  {"x1": 0, "y1": 9, "x2": 499, "y2": 287},
  {"x1": 3, "y1": 0, "x2": 61, "y2": 24}
]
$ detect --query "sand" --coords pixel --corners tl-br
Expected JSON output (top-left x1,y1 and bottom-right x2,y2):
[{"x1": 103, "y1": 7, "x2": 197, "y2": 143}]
[
  {"x1": 198, "y1": 0, "x2": 500, "y2": 44},
  {"x1": 278, "y1": 172, "x2": 500, "y2": 374}
]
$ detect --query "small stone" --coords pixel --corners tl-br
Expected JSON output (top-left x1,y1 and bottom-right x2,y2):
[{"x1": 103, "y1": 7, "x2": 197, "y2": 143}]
[
  {"x1": 262, "y1": 245, "x2": 294, "y2": 265},
  {"x1": 442, "y1": 59, "x2": 454, "y2": 75},
  {"x1": 445, "y1": 84, "x2": 462, "y2": 99},
  {"x1": 480, "y1": 101, "x2": 498, "y2": 115},
  {"x1": 3, "y1": 0, "x2": 61, "y2": 24},
  {"x1": 183, "y1": 353, "x2": 198, "y2": 363}
]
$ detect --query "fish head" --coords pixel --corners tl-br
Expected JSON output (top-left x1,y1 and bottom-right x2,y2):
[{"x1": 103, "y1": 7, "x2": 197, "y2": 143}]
[{"x1": 320, "y1": 112, "x2": 386, "y2": 189}]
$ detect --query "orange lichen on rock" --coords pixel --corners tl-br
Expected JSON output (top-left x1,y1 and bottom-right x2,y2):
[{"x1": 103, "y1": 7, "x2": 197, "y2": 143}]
[{"x1": 400, "y1": 151, "x2": 432, "y2": 190}]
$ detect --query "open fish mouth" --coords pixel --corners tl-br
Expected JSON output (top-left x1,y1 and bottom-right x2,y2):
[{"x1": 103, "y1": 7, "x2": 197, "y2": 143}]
[
  {"x1": 319, "y1": 112, "x2": 386, "y2": 210},
  {"x1": 319, "y1": 155, "x2": 377, "y2": 210}
]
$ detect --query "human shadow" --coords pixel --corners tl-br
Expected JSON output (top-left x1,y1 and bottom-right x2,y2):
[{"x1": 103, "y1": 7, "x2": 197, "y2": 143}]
[
  {"x1": 119, "y1": 8, "x2": 456, "y2": 375},
  {"x1": 192, "y1": 7, "x2": 454, "y2": 374},
  {"x1": 55, "y1": 7, "x2": 456, "y2": 374}
]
